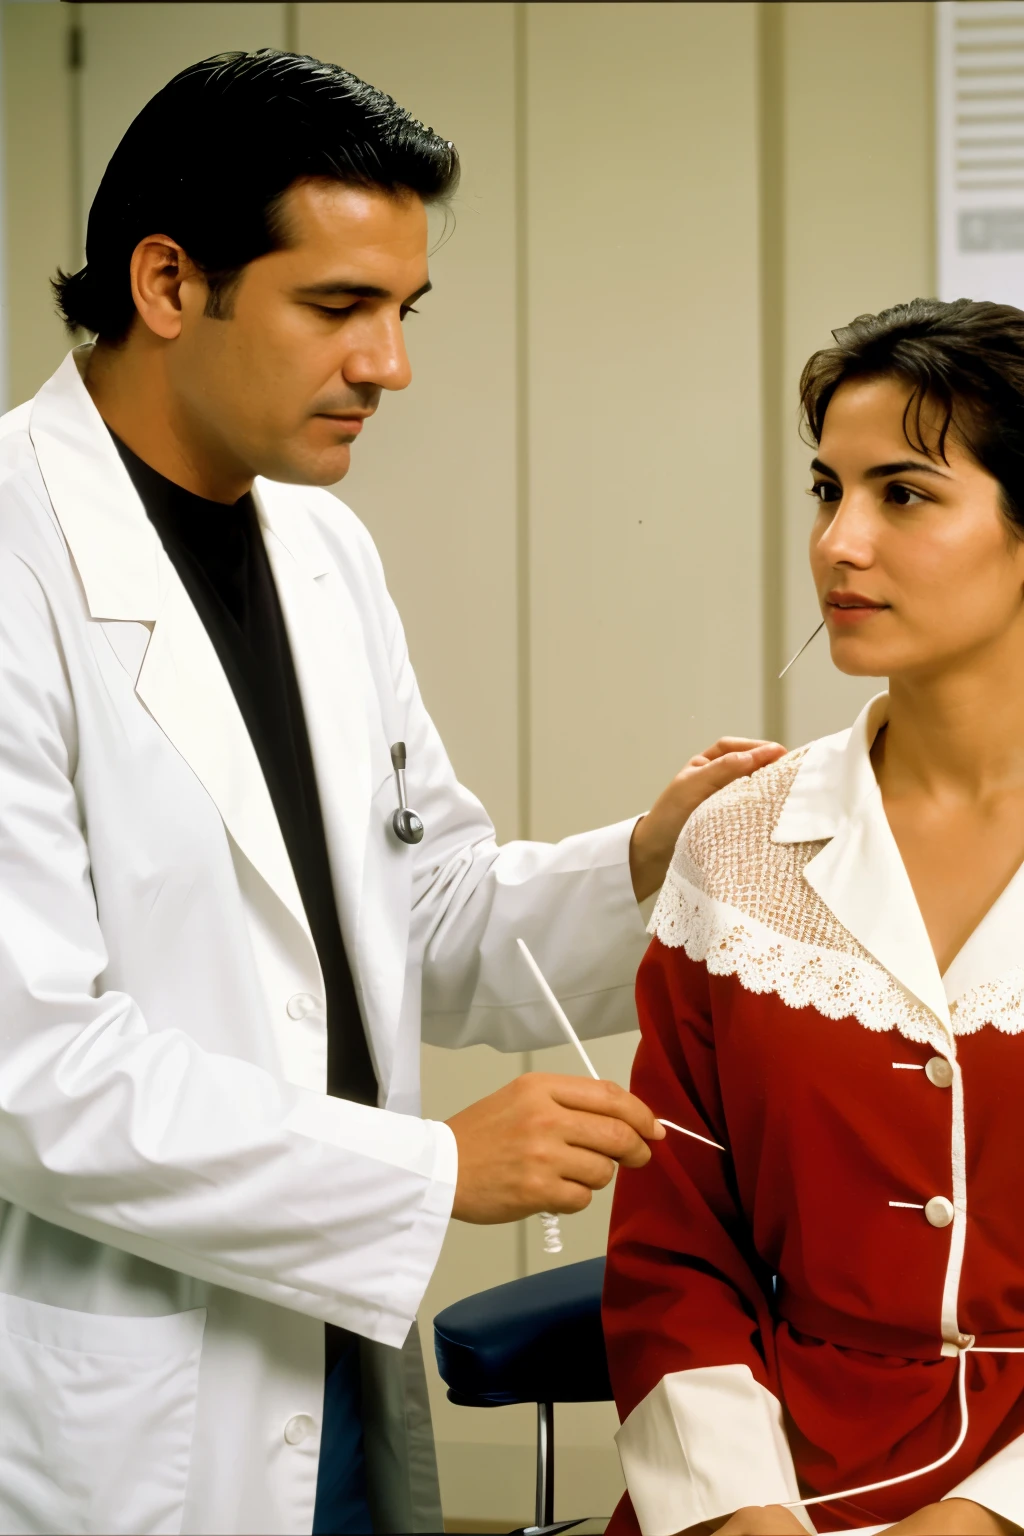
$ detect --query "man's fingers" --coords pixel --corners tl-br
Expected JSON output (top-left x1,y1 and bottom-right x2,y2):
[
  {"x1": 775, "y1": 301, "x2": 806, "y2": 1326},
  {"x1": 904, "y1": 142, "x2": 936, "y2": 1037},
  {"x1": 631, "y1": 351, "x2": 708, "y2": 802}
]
[
  {"x1": 546, "y1": 1076, "x2": 665, "y2": 1142},
  {"x1": 562, "y1": 1108, "x2": 654, "y2": 1168},
  {"x1": 698, "y1": 744, "x2": 784, "y2": 790},
  {"x1": 700, "y1": 728, "x2": 779, "y2": 758},
  {"x1": 446, "y1": 1073, "x2": 665, "y2": 1224},
  {"x1": 550, "y1": 1146, "x2": 620, "y2": 1192},
  {"x1": 545, "y1": 1180, "x2": 595, "y2": 1216}
]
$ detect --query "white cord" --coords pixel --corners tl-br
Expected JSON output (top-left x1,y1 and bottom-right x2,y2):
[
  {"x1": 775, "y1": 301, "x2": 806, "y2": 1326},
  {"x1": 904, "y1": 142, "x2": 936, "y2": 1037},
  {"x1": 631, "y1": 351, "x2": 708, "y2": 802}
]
[
  {"x1": 539, "y1": 1212, "x2": 563, "y2": 1254},
  {"x1": 783, "y1": 1349, "x2": 969, "y2": 1511},
  {"x1": 783, "y1": 1343, "x2": 1024, "y2": 1513}
]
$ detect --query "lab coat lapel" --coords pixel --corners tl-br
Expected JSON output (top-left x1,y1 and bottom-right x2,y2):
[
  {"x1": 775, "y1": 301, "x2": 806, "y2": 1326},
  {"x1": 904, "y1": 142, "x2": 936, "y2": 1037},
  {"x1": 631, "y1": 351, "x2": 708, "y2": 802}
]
[
  {"x1": 134, "y1": 570, "x2": 310, "y2": 940},
  {"x1": 776, "y1": 694, "x2": 952, "y2": 1032},
  {"x1": 30, "y1": 347, "x2": 313, "y2": 947},
  {"x1": 255, "y1": 486, "x2": 373, "y2": 978},
  {"x1": 255, "y1": 486, "x2": 411, "y2": 1087}
]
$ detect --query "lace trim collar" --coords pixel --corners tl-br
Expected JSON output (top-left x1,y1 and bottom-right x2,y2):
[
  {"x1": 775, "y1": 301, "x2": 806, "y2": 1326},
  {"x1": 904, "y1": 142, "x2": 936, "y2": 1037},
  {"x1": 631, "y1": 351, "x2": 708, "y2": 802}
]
[{"x1": 650, "y1": 866, "x2": 1024, "y2": 1042}]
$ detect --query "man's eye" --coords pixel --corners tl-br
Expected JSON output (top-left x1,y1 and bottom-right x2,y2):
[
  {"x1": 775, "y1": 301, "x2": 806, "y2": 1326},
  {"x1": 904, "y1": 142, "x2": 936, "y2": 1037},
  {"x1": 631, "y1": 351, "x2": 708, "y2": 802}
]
[
  {"x1": 808, "y1": 481, "x2": 840, "y2": 504},
  {"x1": 314, "y1": 305, "x2": 355, "y2": 318},
  {"x1": 400, "y1": 306, "x2": 420, "y2": 320}
]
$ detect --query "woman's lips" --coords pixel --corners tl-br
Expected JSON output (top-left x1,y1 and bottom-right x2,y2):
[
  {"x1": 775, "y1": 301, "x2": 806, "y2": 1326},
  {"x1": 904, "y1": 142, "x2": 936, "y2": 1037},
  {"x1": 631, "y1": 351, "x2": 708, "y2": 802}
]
[{"x1": 825, "y1": 593, "x2": 889, "y2": 627}]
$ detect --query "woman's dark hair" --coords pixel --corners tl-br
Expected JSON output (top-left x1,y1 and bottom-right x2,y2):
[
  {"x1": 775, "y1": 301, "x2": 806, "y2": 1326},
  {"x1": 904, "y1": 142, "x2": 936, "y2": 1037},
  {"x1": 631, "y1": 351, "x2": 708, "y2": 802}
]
[
  {"x1": 54, "y1": 48, "x2": 460, "y2": 342},
  {"x1": 800, "y1": 297, "x2": 1024, "y2": 535}
]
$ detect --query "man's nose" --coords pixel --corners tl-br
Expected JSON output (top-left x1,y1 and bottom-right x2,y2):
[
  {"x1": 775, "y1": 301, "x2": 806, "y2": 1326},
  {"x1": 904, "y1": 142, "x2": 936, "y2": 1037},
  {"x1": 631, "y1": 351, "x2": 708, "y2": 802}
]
[{"x1": 345, "y1": 317, "x2": 413, "y2": 393}]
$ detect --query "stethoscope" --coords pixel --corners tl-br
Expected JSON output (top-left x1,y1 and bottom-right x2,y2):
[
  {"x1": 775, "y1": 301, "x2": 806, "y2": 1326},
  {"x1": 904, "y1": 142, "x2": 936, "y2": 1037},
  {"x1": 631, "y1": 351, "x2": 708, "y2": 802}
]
[{"x1": 390, "y1": 742, "x2": 424, "y2": 845}]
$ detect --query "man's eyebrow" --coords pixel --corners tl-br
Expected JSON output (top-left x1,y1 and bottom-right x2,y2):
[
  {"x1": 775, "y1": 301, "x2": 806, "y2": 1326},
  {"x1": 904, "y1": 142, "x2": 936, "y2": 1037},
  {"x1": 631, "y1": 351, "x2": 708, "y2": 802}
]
[{"x1": 293, "y1": 279, "x2": 433, "y2": 306}]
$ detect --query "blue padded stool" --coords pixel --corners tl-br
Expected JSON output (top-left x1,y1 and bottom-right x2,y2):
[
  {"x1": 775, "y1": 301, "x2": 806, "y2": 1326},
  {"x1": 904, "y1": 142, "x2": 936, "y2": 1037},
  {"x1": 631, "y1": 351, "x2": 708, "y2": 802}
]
[{"x1": 433, "y1": 1256, "x2": 612, "y2": 1535}]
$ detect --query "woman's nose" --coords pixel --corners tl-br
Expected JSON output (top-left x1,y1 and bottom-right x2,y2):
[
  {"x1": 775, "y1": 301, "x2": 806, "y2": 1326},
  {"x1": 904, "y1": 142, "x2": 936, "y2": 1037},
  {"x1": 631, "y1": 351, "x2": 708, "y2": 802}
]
[{"x1": 817, "y1": 496, "x2": 876, "y2": 568}]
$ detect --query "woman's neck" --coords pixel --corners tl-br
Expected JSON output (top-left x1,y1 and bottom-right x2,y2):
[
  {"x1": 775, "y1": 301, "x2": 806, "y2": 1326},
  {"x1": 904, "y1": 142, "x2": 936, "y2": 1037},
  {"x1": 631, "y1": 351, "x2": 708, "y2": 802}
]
[{"x1": 878, "y1": 627, "x2": 1024, "y2": 800}]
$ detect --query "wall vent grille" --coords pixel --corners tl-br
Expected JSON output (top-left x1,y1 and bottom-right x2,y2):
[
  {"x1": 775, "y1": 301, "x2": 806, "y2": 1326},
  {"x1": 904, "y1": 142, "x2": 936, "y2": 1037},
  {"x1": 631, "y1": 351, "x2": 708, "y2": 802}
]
[{"x1": 938, "y1": 0, "x2": 1024, "y2": 303}]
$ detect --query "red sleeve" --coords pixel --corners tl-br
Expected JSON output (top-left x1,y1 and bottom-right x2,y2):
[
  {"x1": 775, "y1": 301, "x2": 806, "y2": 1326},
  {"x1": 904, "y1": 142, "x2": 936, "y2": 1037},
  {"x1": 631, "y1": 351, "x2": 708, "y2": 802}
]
[{"x1": 602, "y1": 936, "x2": 778, "y2": 1420}]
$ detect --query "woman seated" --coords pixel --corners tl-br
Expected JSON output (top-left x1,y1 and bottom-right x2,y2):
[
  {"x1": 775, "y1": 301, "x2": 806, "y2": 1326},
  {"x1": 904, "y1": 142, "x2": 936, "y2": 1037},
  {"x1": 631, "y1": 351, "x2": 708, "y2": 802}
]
[{"x1": 603, "y1": 298, "x2": 1024, "y2": 1536}]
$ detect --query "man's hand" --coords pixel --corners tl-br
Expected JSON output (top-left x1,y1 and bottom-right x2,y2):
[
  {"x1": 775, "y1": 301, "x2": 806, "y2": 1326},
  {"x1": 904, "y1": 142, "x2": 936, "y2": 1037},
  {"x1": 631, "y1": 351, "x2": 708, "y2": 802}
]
[
  {"x1": 445, "y1": 1073, "x2": 666, "y2": 1224},
  {"x1": 629, "y1": 738, "x2": 787, "y2": 902},
  {"x1": 887, "y1": 1500, "x2": 1020, "y2": 1535}
]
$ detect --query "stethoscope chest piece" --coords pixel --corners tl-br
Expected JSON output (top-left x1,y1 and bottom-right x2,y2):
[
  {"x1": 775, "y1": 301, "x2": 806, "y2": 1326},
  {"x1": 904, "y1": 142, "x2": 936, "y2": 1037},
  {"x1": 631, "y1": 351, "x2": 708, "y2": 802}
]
[{"x1": 390, "y1": 742, "x2": 424, "y2": 845}]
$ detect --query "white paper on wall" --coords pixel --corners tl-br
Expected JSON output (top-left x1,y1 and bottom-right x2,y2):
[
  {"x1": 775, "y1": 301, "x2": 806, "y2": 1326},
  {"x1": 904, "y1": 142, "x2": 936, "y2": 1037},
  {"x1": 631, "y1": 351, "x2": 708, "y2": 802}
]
[{"x1": 937, "y1": 0, "x2": 1024, "y2": 306}]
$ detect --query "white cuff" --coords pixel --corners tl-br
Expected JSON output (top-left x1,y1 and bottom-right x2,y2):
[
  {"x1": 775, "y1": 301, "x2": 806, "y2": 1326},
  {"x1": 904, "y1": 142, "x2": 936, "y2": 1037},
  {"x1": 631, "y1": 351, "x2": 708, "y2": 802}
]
[
  {"x1": 615, "y1": 1364, "x2": 815, "y2": 1536},
  {"x1": 944, "y1": 1426, "x2": 1024, "y2": 1528}
]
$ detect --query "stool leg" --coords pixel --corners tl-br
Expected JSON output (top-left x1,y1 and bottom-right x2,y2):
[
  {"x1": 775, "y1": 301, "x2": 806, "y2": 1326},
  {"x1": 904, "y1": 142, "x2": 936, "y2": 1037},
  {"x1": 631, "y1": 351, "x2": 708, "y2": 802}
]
[{"x1": 535, "y1": 1402, "x2": 554, "y2": 1529}]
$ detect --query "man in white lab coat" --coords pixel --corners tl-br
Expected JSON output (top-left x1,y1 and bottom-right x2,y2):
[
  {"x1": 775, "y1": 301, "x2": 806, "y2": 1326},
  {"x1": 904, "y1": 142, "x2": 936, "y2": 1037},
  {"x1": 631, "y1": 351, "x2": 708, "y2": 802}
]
[{"x1": 0, "y1": 49, "x2": 781, "y2": 1536}]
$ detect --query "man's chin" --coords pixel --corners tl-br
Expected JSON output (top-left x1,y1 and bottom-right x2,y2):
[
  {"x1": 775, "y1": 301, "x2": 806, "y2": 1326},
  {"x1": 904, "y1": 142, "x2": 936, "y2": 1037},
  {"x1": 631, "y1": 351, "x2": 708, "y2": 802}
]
[{"x1": 257, "y1": 442, "x2": 353, "y2": 488}]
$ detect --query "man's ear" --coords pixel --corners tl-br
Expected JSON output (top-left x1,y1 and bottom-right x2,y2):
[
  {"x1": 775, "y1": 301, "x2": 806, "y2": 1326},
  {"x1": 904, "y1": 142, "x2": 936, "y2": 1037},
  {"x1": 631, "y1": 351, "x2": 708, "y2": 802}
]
[{"x1": 129, "y1": 234, "x2": 204, "y2": 340}]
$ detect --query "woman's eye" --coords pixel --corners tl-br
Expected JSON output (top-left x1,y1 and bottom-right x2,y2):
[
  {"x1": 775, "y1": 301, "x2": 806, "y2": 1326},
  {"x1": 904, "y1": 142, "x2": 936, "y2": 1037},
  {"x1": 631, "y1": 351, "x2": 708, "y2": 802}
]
[
  {"x1": 809, "y1": 481, "x2": 840, "y2": 504},
  {"x1": 885, "y1": 482, "x2": 927, "y2": 506}
]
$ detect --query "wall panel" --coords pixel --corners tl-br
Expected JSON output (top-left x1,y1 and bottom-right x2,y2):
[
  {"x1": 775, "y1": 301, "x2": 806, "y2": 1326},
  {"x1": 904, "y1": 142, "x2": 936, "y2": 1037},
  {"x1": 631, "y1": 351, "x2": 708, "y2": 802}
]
[
  {"x1": 77, "y1": 4, "x2": 286, "y2": 220},
  {"x1": 778, "y1": 2, "x2": 934, "y2": 745},
  {"x1": 526, "y1": 1, "x2": 766, "y2": 847},
  {"x1": 4, "y1": 1, "x2": 75, "y2": 405},
  {"x1": 520, "y1": 3, "x2": 764, "y2": 1515}
]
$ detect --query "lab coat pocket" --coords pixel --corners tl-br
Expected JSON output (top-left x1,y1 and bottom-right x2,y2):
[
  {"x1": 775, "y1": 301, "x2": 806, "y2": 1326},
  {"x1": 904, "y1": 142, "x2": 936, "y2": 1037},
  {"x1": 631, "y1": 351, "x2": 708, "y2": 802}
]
[{"x1": 0, "y1": 1291, "x2": 206, "y2": 1536}]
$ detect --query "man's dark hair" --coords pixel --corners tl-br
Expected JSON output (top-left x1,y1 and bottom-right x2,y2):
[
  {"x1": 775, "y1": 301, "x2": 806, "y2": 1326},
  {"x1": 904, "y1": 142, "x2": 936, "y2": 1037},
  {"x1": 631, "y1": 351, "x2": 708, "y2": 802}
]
[
  {"x1": 800, "y1": 297, "x2": 1024, "y2": 536},
  {"x1": 53, "y1": 48, "x2": 460, "y2": 342}
]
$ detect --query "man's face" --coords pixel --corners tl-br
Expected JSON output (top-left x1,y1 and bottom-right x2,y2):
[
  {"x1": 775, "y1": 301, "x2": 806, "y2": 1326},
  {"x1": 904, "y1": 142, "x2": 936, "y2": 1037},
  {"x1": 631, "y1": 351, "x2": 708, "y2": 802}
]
[{"x1": 169, "y1": 180, "x2": 430, "y2": 486}]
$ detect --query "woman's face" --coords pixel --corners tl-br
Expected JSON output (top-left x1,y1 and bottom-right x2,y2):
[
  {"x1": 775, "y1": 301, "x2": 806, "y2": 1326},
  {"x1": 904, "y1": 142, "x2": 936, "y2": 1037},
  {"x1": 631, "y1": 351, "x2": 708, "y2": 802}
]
[{"x1": 809, "y1": 375, "x2": 1024, "y2": 682}]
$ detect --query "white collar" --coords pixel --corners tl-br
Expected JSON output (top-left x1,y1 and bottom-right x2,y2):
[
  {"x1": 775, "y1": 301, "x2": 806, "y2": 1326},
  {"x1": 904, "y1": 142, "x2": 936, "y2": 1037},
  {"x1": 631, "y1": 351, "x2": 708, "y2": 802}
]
[
  {"x1": 771, "y1": 692, "x2": 1024, "y2": 1023},
  {"x1": 772, "y1": 692, "x2": 890, "y2": 846}
]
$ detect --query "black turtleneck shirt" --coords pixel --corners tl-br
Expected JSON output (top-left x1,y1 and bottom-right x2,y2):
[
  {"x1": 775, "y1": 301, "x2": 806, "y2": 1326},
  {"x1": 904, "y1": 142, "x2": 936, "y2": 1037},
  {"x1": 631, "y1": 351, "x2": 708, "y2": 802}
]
[{"x1": 112, "y1": 433, "x2": 379, "y2": 1113}]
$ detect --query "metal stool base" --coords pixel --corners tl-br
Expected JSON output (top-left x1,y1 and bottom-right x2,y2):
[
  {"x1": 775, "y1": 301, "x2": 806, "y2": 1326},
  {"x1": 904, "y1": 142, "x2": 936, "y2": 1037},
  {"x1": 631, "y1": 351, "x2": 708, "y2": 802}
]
[
  {"x1": 510, "y1": 1522, "x2": 588, "y2": 1536},
  {"x1": 506, "y1": 1403, "x2": 592, "y2": 1535}
]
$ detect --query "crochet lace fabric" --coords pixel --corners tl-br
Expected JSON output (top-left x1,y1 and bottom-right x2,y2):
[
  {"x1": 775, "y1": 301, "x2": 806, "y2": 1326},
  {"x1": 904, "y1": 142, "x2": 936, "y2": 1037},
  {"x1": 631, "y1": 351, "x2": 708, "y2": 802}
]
[{"x1": 649, "y1": 750, "x2": 1023, "y2": 1042}]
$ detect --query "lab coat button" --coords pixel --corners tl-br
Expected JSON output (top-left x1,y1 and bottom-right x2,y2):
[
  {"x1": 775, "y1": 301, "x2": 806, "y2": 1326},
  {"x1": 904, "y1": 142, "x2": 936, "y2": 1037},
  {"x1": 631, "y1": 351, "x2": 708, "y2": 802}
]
[
  {"x1": 925, "y1": 1196, "x2": 955, "y2": 1228},
  {"x1": 925, "y1": 1056, "x2": 954, "y2": 1088},
  {"x1": 284, "y1": 1414, "x2": 317, "y2": 1445},
  {"x1": 286, "y1": 993, "x2": 320, "y2": 1020}
]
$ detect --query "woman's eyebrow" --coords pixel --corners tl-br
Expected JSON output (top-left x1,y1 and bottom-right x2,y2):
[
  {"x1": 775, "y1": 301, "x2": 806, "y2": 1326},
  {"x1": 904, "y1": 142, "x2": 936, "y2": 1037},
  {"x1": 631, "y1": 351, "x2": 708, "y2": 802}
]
[
  {"x1": 810, "y1": 456, "x2": 953, "y2": 481},
  {"x1": 863, "y1": 459, "x2": 952, "y2": 480}
]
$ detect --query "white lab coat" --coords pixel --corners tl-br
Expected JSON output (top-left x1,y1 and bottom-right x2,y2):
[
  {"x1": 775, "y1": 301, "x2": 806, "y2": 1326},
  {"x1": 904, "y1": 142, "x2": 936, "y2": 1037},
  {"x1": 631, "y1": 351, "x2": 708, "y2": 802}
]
[{"x1": 0, "y1": 349, "x2": 649, "y2": 1536}]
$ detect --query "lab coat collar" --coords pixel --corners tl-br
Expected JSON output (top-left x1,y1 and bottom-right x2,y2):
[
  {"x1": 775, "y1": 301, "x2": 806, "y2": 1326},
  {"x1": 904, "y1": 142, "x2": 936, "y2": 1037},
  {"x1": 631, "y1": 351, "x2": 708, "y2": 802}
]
[
  {"x1": 29, "y1": 345, "x2": 332, "y2": 620},
  {"x1": 30, "y1": 346, "x2": 162, "y2": 620},
  {"x1": 26, "y1": 346, "x2": 363, "y2": 968},
  {"x1": 772, "y1": 694, "x2": 952, "y2": 1031}
]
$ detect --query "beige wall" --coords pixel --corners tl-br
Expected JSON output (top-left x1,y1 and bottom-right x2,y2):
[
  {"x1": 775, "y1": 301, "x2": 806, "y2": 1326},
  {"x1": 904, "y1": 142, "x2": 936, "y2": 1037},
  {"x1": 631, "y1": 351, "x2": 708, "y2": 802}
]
[
  {"x1": 776, "y1": 1, "x2": 934, "y2": 748},
  {"x1": 2, "y1": 2, "x2": 934, "y2": 1526}
]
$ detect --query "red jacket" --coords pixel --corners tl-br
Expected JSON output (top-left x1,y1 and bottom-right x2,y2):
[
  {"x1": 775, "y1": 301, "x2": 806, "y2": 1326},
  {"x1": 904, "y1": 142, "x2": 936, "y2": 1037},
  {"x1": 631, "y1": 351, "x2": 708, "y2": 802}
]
[{"x1": 604, "y1": 697, "x2": 1024, "y2": 1535}]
